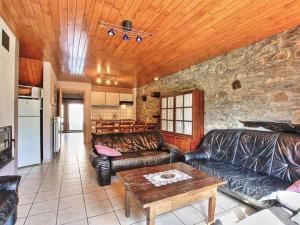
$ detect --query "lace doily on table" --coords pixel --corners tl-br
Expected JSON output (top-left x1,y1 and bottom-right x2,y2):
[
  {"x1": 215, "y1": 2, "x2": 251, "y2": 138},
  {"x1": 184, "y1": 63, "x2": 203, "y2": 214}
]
[{"x1": 143, "y1": 169, "x2": 192, "y2": 187}]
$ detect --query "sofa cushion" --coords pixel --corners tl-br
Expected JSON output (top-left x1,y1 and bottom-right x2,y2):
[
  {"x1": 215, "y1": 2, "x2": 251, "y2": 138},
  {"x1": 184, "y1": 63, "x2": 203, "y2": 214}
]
[
  {"x1": 0, "y1": 191, "x2": 18, "y2": 224},
  {"x1": 111, "y1": 150, "x2": 170, "y2": 172},
  {"x1": 111, "y1": 133, "x2": 134, "y2": 152},
  {"x1": 92, "y1": 133, "x2": 113, "y2": 148},
  {"x1": 233, "y1": 130, "x2": 279, "y2": 176},
  {"x1": 209, "y1": 129, "x2": 242, "y2": 164},
  {"x1": 271, "y1": 132, "x2": 300, "y2": 183},
  {"x1": 187, "y1": 159, "x2": 291, "y2": 208},
  {"x1": 132, "y1": 131, "x2": 163, "y2": 152}
]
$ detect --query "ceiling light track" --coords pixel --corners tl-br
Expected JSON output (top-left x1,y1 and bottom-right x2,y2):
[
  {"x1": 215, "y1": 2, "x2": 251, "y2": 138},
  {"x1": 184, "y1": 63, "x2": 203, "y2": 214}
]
[
  {"x1": 96, "y1": 73, "x2": 119, "y2": 86},
  {"x1": 98, "y1": 20, "x2": 152, "y2": 42}
]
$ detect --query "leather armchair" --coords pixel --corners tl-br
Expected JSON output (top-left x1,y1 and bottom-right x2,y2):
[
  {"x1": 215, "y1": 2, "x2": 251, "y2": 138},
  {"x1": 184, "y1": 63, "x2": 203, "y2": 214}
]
[
  {"x1": 89, "y1": 130, "x2": 180, "y2": 186},
  {"x1": 0, "y1": 175, "x2": 21, "y2": 225}
]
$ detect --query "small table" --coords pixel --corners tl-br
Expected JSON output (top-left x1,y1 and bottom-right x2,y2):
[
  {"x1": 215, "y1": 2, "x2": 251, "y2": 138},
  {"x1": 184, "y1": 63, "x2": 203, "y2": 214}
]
[{"x1": 117, "y1": 162, "x2": 224, "y2": 225}]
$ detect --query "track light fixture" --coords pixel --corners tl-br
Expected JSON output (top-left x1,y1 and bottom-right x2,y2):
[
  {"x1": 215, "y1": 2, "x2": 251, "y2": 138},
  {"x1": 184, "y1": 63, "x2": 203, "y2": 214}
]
[
  {"x1": 99, "y1": 20, "x2": 151, "y2": 43},
  {"x1": 108, "y1": 29, "x2": 115, "y2": 36},
  {"x1": 95, "y1": 74, "x2": 119, "y2": 86}
]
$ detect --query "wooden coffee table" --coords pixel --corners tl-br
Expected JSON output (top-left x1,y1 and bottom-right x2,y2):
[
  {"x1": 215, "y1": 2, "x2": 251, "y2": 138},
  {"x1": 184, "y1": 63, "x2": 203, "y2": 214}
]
[{"x1": 117, "y1": 162, "x2": 224, "y2": 225}]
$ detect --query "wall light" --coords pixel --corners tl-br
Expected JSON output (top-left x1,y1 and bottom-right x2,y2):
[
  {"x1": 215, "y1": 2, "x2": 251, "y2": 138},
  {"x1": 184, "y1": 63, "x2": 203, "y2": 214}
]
[{"x1": 154, "y1": 76, "x2": 159, "y2": 81}]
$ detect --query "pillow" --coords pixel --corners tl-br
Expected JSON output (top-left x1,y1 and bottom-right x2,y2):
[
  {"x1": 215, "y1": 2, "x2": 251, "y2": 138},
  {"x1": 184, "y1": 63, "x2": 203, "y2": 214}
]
[
  {"x1": 277, "y1": 191, "x2": 300, "y2": 212},
  {"x1": 95, "y1": 145, "x2": 122, "y2": 157},
  {"x1": 287, "y1": 180, "x2": 300, "y2": 193}
]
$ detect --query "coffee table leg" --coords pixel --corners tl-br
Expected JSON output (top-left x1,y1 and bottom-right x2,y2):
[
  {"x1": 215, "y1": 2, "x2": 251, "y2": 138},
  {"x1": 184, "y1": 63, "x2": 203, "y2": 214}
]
[
  {"x1": 208, "y1": 195, "x2": 216, "y2": 225},
  {"x1": 125, "y1": 189, "x2": 130, "y2": 217},
  {"x1": 146, "y1": 207, "x2": 155, "y2": 225}
]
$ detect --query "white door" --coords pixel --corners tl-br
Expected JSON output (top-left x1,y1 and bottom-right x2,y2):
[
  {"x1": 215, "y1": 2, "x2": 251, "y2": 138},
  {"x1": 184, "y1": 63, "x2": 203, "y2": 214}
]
[{"x1": 18, "y1": 117, "x2": 41, "y2": 167}]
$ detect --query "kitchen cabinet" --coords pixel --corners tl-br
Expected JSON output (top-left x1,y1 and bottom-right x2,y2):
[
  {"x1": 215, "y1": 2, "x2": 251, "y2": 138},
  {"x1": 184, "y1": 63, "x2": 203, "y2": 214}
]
[
  {"x1": 91, "y1": 92, "x2": 105, "y2": 105},
  {"x1": 105, "y1": 92, "x2": 120, "y2": 106},
  {"x1": 120, "y1": 93, "x2": 133, "y2": 101}
]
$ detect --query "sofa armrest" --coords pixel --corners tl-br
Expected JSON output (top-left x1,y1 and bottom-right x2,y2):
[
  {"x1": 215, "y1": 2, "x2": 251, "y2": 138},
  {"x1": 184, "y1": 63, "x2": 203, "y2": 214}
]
[
  {"x1": 184, "y1": 150, "x2": 210, "y2": 162},
  {"x1": 0, "y1": 176, "x2": 21, "y2": 191},
  {"x1": 159, "y1": 143, "x2": 180, "y2": 162},
  {"x1": 89, "y1": 151, "x2": 111, "y2": 186}
]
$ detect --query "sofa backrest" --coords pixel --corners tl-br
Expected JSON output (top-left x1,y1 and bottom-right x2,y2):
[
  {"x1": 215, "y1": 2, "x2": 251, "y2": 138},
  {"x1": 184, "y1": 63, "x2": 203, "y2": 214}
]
[
  {"x1": 92, "y1": 130, "x2": 163, "y2": 152},
  {"x1": 199, "y1": 129, "x2": 300, "y2": 182}
]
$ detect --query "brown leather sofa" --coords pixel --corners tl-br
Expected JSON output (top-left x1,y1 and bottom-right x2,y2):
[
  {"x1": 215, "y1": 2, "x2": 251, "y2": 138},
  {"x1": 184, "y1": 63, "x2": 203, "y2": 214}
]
[{"x1": 89, "y1": 130, "x2": 180, "y2": 186}]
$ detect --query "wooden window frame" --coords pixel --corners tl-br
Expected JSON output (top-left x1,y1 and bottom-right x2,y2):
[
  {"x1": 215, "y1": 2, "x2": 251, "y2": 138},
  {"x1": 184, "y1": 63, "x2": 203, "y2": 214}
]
[{"x1": 160, "y1": 91, "x2": 193, "y2": 137}]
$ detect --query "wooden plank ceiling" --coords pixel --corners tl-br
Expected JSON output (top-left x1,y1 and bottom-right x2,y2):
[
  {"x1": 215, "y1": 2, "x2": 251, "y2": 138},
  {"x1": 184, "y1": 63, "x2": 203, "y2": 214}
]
[{"x1": 1, "y1": 0, "x2": 300, "y2": 88}]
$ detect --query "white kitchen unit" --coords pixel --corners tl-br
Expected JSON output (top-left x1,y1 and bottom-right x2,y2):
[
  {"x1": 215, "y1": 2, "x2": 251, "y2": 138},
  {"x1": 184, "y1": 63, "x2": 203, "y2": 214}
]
[
  {"x1": 120, "y1": 93, "x2": 133, "y2": 101},
  {"x1": 105, "y1": 92, "x2": 120, "y2": 106},
  {"x1": 18, "y1": 99, "x2": 41, "y2": 167},
  {"x1": 91, "y1": 91, "x2": 105, "y2": 105}
]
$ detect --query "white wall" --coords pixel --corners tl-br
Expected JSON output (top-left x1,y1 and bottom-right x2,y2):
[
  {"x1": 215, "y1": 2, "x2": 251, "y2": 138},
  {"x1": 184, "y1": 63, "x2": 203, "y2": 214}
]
[
  {"x1": 43, "y1": 62, "x2": 57, "y2": 162},
  {"x1": 0, "y1": 17, "x2": 19, "y2": 175}
]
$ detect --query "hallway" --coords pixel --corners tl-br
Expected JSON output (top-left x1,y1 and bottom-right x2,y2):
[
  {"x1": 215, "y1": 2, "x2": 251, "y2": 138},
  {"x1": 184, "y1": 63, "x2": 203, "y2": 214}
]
[{"x1": 16, "y1": 133, "x2": 255, "y2": 225}]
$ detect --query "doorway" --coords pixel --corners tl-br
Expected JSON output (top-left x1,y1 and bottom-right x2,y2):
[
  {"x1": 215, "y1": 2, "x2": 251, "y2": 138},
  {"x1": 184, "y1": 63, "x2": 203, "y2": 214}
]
[
  {"x1": 68, "y1": 103, "x2": 84, "y2": 131},
  {"x1": 61, "y1": 92, "x2": 84, "y2": 133}
]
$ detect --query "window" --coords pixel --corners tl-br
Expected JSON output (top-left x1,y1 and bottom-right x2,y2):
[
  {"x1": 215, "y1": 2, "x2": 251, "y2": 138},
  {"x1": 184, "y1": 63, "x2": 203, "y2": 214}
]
[
  {"x1": 161, "y1": 97, "x2": 174, "y2": 132},
  {"x1": 161, "y1": 93, "x2": 193, "y2": 135}
]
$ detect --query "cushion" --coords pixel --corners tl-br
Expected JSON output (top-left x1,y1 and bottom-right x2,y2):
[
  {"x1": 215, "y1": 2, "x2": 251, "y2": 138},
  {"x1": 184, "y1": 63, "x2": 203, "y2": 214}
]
[
  {"x1": 95, "y1": 145, "x2": 121, "y2": 157},
  {"x1": 111, "y1": 151, "x2": 170, "y2": 172},
  {"x1": 187, "y1": 158, "x2": 291, "y2": 208},
  {"x1": 287, "y1": 180, "x2": 300, "y2": 193},
  {"x1": 277, "y1": 191, "x2": 300, "y2": 211}
]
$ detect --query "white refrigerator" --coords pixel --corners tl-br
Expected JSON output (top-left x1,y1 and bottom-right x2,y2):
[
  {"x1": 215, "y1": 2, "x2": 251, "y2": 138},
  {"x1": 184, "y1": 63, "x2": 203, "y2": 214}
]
[{"x1": 18, "y1": 99, "x2": 41, "y2": 167}]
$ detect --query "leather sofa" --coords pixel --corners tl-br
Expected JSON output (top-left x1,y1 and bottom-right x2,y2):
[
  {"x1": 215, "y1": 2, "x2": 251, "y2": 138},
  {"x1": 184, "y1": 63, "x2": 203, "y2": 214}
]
[
  {"x1": 184, "y1": 129, "x2": 300, "y2": 209},
  {"x1": 0, "y1": 175, "x2": 21, "y2": 225},
  {"x1": 89, "y1": 130, "x2": 180, "y2": 186}
]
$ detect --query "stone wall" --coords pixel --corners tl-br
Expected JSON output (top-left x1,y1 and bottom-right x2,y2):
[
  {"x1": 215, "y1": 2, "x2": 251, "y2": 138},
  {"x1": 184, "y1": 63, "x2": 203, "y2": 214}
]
[{"x1": 136, "y1": 26, "x2": 300, "y2": 132}]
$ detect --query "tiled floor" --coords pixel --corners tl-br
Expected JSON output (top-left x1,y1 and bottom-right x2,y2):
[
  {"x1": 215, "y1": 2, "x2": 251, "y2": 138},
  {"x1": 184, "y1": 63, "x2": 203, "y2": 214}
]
[{"x1": 16, "y1": 133, "x2": 256, "y2": 225}]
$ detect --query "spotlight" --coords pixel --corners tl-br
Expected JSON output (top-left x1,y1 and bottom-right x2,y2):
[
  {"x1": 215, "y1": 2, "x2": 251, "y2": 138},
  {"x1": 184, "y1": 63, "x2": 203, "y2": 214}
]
[
  {"x1": 106, "y1": 79, "x2": 111, "y2": 85},
  {"x1": 136, "y1": 36, "x2": 142, "y2": 43},
  {"x1": 114, "y1": 80, "x2": 118, "y2": 85},
  {"x1": 96, "y1": 77, "x2": 102, "y2": 83},
  {"x1": 154, "y1": 76, "x2": 159, "y2": 81},
  {"x1": 122, "y1": 34, "x2": 130, "y2": 41},
  {"x1": 108, "y1": 29, "x2": 115, "y2": 36}
]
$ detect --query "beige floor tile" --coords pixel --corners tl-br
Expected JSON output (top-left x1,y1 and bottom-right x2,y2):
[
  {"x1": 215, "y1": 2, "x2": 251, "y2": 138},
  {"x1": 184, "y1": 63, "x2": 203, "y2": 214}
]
[
  {"x1": 63, "y1": 219, "x2": 88, "y2": 225},
  {"x1": 82, "y1": 183, "x2": 101, "y2": 193},
  {"x1": 85, "y1": 199, "x2": 114, "y2": 217},
  {"x1": 29, "y1": 199, "x2": 59, "y2": 216},
  {"x1": 35, "y1": 190, "x2": 60, "y2": 202},
  {"x1": 192, "y1": 199, "x2": 226, "y2": 217},
  {"x1": 173, "y1": 205, "x2": 206, "y2": 225},
  {"x1": 110, "y1": 196, "x2": 136, "y2": 210},
  {"x1": 115, "y1": 206, "x2": 146, "y2": 225},
  {"x1": 216, "y1": 204, "x2": 256, "y2": 224},
  {"x1": 84, "y1": 190, "x2": 108, "y2": 204},
  {"x1": 62, "y1": 179, "x2": 81, "y2": 187},
  {"x1": 59, "y1": 194, "x2": 84, "y2": 209},
  {"x1": 17, "y1": 204, "x2": 32, "y2": 218},
  {"x1": 25, "y1": 211, "x2": 57, "y2": 225},
  {"x1": 19, "y1": 193, "x2": 36, "y2": 205},
  {"x1": 61, "y1": 185, "x2": 83, "y2": 197},
  {"x1": 105, "y1": 186, "x2": 125, "y2": 199},
  {"x1": 88, "y1": 212, "x2": 120, "y2": 225},
  {"x1": 104, "y1": 182, "x2": 123, "y2": 190},
  {"x1": 217, "y1": 194, "x2": 241, "y2": 210},
  {"x1": 156, "y1": 212, "x2": 184, "y2": 225},
  {"x1": 19, "y1": 185, "x2": 39, "y2": 195},
  {"x1": 15, "y1": 218, "x2": 26, "y2": 225},
  {"x1": 57, "y1": 205, "x2": 86, "y2": 225}
]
